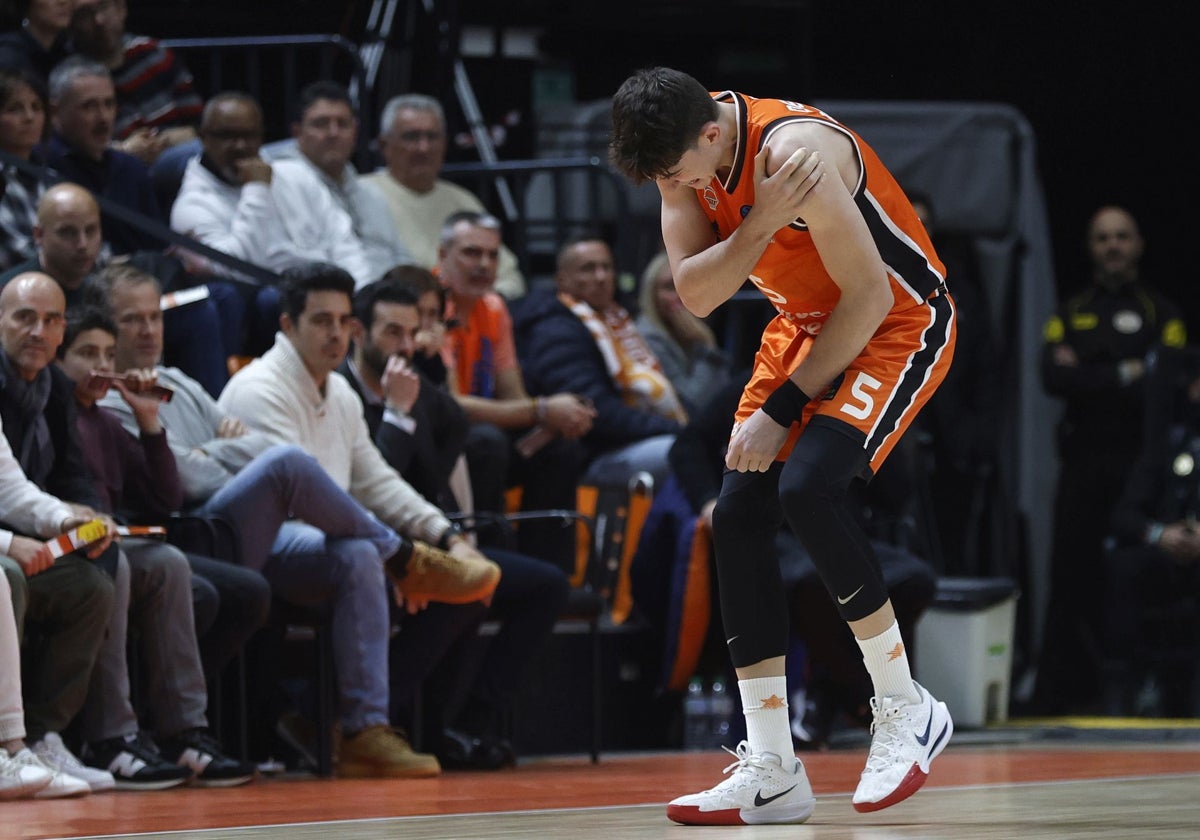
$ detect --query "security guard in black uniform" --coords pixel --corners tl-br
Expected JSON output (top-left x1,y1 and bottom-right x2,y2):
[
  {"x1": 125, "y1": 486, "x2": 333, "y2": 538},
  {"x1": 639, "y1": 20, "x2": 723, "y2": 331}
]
[
  {"x1": 1032, "y1": 205, "x2": 1187, "y2": 714},
  {"x1": 1103, "y1": 348, "x2": 1200, "y2": 716}
]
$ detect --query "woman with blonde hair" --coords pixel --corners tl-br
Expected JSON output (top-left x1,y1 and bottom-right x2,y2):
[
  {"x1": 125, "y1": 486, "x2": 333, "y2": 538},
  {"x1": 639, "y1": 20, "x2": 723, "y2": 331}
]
[{"x1": 636, "y1": 251, "x2": 731, "y2": 415}]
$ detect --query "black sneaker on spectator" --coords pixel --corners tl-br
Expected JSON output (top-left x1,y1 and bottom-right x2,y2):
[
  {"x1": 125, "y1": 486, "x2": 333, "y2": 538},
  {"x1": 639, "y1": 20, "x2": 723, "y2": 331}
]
[
  {"x1": 82, "y1": 732, "x2": 191, "y2": 791},
  {"x1": 157, "y1": 728, "x2": 256, "y2": 787},
  {"x1": 274, "y1": 709, "x2": 341, "y2": 772}
]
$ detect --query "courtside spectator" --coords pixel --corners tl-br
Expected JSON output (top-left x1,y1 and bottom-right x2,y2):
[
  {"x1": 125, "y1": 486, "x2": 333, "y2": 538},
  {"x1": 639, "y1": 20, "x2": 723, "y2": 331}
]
[{"x1": 361, "y1": 94, "x2": 525, "y2": 298}]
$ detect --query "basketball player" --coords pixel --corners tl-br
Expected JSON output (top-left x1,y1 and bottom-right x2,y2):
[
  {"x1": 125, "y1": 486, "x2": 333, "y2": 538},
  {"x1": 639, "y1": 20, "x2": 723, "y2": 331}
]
[{"x1": 610, "y1": 67, "x2": 957, "y2": 825}]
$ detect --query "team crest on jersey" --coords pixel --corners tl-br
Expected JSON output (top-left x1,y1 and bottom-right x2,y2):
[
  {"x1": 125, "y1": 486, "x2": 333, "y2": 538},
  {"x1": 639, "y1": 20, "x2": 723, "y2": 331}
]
[
  {"x1": 1112, "y1": 310, "x2": 1143, "y2": 335},
  {"x1": 702, "y1": 185, "x2": 719, "y2": 210},
  {"x1": 740, "y1": 205, "x2": 752, "y2": 218}
]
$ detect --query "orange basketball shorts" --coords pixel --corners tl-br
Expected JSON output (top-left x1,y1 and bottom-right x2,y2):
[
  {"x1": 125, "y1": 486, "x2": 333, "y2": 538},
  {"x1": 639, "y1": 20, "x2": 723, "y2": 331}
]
[{"x1": 736, "y1": 290, "x2": 957, "y2": 476}]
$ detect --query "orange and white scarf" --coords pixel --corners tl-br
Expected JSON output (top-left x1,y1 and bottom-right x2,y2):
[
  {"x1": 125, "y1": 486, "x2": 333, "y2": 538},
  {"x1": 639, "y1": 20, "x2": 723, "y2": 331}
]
[{"x1": 560, "y1": 293, "x2": 688, "y2": 423}]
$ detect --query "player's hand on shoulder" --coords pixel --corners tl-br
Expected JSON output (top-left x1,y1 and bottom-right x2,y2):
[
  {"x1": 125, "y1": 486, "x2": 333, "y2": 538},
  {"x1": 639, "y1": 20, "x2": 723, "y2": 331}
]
[{"x1": 753, "y1": 142, "x2": 826, "y2": 231}]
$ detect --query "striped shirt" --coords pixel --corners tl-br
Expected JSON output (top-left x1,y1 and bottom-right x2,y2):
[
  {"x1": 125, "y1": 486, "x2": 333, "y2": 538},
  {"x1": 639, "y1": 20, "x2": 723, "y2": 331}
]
[
  {"x1": 0, "y1": 162, "x2": 44, "y2": 272},
  {"x1": 111, "y1": 34, "x2": 204, "y2": 140}
]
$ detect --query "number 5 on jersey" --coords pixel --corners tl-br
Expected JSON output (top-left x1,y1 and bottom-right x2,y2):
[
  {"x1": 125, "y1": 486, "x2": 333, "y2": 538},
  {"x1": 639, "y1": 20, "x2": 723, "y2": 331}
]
[{"x1": 839, "y1": 372, "x2": 882, "y2": 420}]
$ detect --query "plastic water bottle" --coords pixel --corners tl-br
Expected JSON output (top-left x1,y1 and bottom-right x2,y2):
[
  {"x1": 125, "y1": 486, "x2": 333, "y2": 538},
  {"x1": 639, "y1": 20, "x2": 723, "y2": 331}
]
[
  {"x1": 684, "y1": 677, "x2": 711, "y2": 750},
  {"x1": 709, "y1": 679, "x2": 734, "y2": 747}
]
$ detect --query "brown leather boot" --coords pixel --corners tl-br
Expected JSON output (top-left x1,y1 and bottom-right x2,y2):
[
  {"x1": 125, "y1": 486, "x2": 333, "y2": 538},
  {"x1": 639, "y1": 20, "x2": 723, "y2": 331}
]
[
  {"x1": 385, "y1": 540, "x2": 500, "y2": 604},
  {"x1": 338, "y1": 725, "x2": 440, "y2": 778}
]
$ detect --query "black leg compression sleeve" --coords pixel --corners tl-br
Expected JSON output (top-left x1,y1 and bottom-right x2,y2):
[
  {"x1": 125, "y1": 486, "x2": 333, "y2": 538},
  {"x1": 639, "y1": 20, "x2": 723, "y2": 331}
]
[
  {"x1": 778, "y1": 419, "x2": 888, "y2": 622},
  {"x1": 711, "y1": 464, "x2": 791, "y2": 668}
]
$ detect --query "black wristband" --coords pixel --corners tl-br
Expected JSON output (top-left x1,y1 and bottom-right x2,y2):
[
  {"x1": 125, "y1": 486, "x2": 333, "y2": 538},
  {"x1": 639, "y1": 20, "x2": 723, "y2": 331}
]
[
  {"x1": 437, "y1": 523, "x2": 464, "y2": 549},
  {"x1": 760, "y1": 379, "x2": 810, "y2": 426}
]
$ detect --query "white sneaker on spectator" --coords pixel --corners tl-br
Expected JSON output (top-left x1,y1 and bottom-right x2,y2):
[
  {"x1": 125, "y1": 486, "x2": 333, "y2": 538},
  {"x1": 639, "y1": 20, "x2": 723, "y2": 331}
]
[
  {"x1": 32, "y1": 732, "x2": 116, "y2": 792},
  {"x1": 8, "y1": 748, "x2": 90, "y2": 799},
  {"x1": 0, "y1": 746, "x2": 52, "y2": 800}
]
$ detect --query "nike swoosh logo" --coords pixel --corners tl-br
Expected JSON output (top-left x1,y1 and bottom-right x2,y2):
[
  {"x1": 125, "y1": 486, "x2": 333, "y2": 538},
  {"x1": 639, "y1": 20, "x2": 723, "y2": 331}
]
[
  {"x1": 914, "y1": 708, "x2": 934, "y2": 746},
  {"x1": 754, "y1": 785, "x2": 797, "y2": 807},
  {"x1": 836, "y1": 586, "x2": 864, "y2": 605},
  {"x1": 726, "y1": 635, "x2": 740, "y2": 645}
]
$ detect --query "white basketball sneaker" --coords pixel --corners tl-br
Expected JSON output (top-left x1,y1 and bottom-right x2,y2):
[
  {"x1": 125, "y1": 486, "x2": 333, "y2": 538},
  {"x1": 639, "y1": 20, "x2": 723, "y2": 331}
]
[
  {"x1": 7, "y1": 748, "x2": 90, "y2": 799},
  {"x1": 853, "y1": 680, "x2": 953, "y2": 812},
  {"x1": 667, "y1": 741, "x2": 815, "y2": 825},
  {"x1": 0, "y1": 747, "x2": 52, "y2": 800},
  {"x1": 32, "y1": 732, "x2": 115, "y2": 792}
]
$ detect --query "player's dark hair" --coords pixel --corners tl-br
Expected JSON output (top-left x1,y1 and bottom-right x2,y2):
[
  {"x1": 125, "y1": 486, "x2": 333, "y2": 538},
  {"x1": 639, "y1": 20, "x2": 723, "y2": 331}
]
[{"x1": 609, "y1": 67, "x2": 718, "y2": 185}]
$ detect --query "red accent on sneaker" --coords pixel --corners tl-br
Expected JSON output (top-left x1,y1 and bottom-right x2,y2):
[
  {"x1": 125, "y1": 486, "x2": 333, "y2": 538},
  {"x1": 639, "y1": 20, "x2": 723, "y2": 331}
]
[
  {"x1": 852, "y1": 763, "x2": 927, "y2": 813},
  {"x1": 666, "y1": 804, "x2": 748, "y2": 826}
]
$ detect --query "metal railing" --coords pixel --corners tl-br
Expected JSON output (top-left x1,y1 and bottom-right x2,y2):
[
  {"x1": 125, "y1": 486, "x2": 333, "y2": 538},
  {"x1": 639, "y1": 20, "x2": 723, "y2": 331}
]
[
  {"x1": 0, "y1": 150, "x2": 279, "y2": 287},
  {"x1": 158, "y1": 36, "x2": 659, "y2": 291},
  {"x1": 441, "y1": 156, "x2": 647, "y2": 288},
  {"x1": 162, "y1": 34, "x2": 376, "y2": 170}
]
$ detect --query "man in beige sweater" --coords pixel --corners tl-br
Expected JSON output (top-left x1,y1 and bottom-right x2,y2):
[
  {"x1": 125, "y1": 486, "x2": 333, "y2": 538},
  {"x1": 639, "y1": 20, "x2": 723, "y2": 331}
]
[{"x1": 361, "y1": 94, "x2": 526, "y2": 298}]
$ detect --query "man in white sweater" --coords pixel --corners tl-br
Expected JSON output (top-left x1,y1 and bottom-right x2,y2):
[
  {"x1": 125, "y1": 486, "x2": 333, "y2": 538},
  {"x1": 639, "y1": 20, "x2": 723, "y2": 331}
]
[
  {"x1": 170, "y1": 91, "x2": 372, "y2": 353},
  {"x1": 171, "y1": 92, "x2": 372, "y2": 286},
  {"x1": 263, "y1": 81, "x2": 412, "y2": 286},
  {"x1": 92, "y1": 262, "x2": 499, "y2": 777},
  {"x1": 220, "y1": 265, "x2": 506, "y2": 777}
]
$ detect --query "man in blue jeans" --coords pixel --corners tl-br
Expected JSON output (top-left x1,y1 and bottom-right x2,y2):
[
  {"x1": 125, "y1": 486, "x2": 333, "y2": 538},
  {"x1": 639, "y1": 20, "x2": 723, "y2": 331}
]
[
  {"x1": 95, "y1": 263, "x2": 499, "y2": 777},
  {"x1": 342, "y1": 274, "x2": 570, "y2": 768}
]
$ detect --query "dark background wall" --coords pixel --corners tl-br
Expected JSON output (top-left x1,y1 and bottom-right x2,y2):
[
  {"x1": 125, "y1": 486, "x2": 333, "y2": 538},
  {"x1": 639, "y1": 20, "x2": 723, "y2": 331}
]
[{"x1": 130, "y1": 0, "x2": 1197, "y2": 331}]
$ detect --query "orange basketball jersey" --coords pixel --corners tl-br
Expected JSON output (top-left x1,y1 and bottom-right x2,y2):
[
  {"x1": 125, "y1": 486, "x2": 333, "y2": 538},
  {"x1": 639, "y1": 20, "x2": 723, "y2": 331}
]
[{"x1": 698, "y1": 91, "x2": 956, "y2": 475}]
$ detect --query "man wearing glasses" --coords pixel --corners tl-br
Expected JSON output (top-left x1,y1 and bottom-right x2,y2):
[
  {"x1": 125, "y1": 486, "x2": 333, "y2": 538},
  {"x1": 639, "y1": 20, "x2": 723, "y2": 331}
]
[{"x1": 170, "y1": 91, "x2": 372, "y2": 353}]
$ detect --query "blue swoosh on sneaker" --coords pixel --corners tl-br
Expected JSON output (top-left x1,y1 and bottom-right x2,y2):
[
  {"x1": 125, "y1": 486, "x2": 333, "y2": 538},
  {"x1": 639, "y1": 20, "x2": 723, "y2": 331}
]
[
  {"x1": 930, "y1": 722, "x2": 950, "y2": 753},
  {"x1": 754, "y1": 785, "x2": 797, "y2": 807},
  {"x1": 914, "y1": 708, "x2": 934, "y2": 746}
]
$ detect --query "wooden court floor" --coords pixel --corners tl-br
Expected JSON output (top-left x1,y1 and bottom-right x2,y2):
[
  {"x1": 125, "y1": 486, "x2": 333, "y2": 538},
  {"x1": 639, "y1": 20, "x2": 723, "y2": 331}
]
[{"x1": 11, "y1": 735, "x2": 1200, "y2": 840}]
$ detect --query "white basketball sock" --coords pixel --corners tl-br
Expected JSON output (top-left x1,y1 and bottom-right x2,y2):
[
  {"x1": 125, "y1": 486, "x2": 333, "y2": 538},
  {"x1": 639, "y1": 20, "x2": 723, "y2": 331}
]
[
  {"x1": 856, "y1": 620, "x2": 920, "y2": 703},
  {"x1": 738, "y1": 676, "x2": 796, "y2": 770}
]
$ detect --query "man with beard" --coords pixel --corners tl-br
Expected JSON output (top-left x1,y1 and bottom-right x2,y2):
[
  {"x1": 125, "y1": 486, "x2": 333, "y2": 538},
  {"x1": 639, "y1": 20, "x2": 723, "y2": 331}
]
[
  {"x1": 218, "y1": 262, "x2": 505, "y2": 775},
  {"x1": 339, "y1": 271, "x2": 568, "y2": 769}
]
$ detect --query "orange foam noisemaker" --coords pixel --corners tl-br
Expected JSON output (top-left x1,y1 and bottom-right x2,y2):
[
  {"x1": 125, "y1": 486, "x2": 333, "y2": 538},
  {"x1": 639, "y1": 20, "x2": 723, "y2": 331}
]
[
  {"x1": 116, "y1": 525, "x2": 167, "y2": 539},
  {"x1": 46, "y1": 518, "x2": 110, "y2": 558}
]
